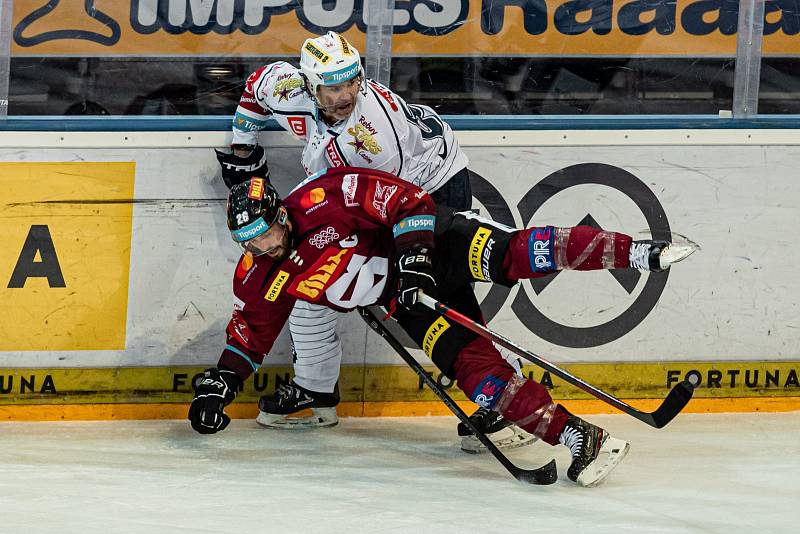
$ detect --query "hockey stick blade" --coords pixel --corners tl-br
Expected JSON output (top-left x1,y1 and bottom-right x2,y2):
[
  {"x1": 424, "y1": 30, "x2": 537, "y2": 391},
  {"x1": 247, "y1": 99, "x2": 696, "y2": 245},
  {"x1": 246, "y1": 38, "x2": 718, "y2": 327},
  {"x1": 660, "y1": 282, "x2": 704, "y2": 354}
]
[
  {"x1": 417, "y1": 292, "x2": 695, "y2": 429},
  {"x1": 645, "y1": 379, "x2": 695, "y2": 428},
  {"x1": 358, "y1": 307, "x2": 557, "y2": 485}
]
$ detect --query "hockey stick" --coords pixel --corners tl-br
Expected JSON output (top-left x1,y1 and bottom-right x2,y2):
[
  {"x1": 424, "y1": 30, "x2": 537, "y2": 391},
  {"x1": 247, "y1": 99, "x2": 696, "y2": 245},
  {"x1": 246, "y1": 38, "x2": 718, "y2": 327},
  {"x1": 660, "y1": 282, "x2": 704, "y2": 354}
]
[
  {"x1": 357, "y1": 307, "x2": 558, "y2": 485},
  {"x1": 417, "y1": 293, "x2": 695, "y2": 429}
]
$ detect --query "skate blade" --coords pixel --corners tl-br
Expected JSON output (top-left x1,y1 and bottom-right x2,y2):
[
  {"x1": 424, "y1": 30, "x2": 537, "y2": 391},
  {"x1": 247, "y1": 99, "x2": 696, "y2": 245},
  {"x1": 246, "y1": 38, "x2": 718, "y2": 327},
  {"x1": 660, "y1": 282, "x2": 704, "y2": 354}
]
[
  {"x1": 256, "y1": 407, "x2": 338, "y2": 430},
  {"x1": 460, "y1": 426, "x2": 537, "y2": 454},
  {"x1": 576, "y1": 436, "x2": 630, "y2": 488},
  {"x1": 660, "y1": 235, "x2": 700, "y2": 270}
]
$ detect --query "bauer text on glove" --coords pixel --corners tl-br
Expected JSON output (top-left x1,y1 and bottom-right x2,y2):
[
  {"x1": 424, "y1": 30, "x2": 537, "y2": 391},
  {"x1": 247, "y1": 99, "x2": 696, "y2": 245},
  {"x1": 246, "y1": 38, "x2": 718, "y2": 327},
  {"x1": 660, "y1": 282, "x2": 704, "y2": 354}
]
[{"x1": 396, "y1": 247, "x2": 436, "y2": 309}]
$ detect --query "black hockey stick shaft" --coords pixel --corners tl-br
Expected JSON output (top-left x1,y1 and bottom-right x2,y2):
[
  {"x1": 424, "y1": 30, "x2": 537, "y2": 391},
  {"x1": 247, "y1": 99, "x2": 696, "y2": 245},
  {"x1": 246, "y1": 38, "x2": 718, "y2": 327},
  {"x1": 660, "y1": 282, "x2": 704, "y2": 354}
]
[
  {"x1": 417, "y1": 293, "x2": 695, "y2": 429},
  {"x1": 358, "y1": 307, "x2": 557, "y2": 485}
]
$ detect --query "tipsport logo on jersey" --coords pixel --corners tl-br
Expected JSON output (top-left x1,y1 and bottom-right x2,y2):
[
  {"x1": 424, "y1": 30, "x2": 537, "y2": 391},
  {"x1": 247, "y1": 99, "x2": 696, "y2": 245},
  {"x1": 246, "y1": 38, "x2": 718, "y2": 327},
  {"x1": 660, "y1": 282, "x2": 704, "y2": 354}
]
[
  {"x1": 12, "y1": 1, "x2": 800, "y2": 57},
  {"x1": 0, "y1": 162, "x2": 135, "y2": 351}
]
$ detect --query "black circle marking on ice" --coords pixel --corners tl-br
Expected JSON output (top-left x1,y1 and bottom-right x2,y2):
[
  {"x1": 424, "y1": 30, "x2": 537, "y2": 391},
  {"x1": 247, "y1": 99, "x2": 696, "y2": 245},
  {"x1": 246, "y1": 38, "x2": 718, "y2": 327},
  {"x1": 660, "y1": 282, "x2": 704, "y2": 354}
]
[{"x1": 512, "y1": 163, "x2": 671, "y2": 348}]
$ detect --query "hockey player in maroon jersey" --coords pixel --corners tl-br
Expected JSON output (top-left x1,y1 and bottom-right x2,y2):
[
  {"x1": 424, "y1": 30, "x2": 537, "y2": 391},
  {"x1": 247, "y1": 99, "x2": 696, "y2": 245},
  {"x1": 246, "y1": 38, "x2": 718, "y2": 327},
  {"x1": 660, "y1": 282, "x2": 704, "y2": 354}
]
[
  {"x1": 215, "y1": 31, "x2": 527, "y2": 453},
  {"x1": 188, "y1": 167, "x2": 695, "y2": 487}
]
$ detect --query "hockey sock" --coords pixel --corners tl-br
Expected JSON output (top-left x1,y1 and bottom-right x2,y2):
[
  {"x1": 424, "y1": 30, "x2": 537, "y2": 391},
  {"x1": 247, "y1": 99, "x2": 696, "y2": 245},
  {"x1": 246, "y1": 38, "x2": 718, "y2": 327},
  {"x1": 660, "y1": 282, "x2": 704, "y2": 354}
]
[
  {"x1": 503, "y1": 225, "x2": 633, "y2": 281},
  {"x1": 451, "y1": 337, "x2": 570, "y2": 444}
]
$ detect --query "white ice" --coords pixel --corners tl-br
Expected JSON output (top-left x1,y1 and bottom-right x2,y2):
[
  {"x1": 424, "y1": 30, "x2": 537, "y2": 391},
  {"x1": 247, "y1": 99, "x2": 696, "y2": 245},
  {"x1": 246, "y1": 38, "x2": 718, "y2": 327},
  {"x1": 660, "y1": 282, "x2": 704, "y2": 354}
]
[{"x1": 1, "y1": 412, "x2": 798, "y2": 533}]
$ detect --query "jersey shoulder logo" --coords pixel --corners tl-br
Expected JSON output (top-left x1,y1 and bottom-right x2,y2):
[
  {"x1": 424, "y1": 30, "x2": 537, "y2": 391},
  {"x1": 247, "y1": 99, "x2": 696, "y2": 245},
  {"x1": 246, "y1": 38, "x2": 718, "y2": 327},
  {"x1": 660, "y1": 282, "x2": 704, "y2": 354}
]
[
  {"x1": 365, "y1": 180, "x2": 398, "y2": 220},
  {"x1": 300, "y1": 187, "x2": 326, "y2": 209},
  {"x1": 287, "y1": 116, "x2": 307, "y2": 138},
  {"x1": 274, "y1": 77, "x2": 303, "y2": 102},
  {"x1": 235, "y1": 253, "x2": 255, "y2": 280}
]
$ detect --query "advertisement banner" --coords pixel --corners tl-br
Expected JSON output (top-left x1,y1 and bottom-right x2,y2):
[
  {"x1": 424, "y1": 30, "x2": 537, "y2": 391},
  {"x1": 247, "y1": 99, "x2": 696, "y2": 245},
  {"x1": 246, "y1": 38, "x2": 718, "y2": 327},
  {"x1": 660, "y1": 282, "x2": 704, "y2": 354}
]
[
  {"x1": 0, "y1": 162, "x2": 135, "y2": 351},
  {"x1": 10, "y1": 0, "x2": 800, "y2": 58},
  {"x1": 1, "y1": 361, "x2": 797, "y2": 405},
  {"x1": 0, "y1": 136, "x2": 799, "y2": 414}
]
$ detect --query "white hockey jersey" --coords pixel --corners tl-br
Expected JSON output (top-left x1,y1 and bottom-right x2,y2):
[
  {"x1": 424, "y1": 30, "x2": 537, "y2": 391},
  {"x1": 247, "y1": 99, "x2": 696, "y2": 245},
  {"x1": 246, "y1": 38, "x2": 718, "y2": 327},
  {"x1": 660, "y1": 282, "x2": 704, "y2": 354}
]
[{"x1": 231, "y1": 61, "x2": 468, "y2": 193}]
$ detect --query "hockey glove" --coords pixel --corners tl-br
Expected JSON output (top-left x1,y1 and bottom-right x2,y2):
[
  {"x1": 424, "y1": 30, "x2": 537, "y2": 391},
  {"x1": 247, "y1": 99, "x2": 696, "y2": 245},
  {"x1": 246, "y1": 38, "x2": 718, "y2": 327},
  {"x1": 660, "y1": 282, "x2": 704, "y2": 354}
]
[
  {"x1": 215, "y1": 144, "x2": 270, "y2": 189},
  {"x1": 188, "y1": 367, "x2": 242, "y2": 434},
  {"x1": 396, "y1": 247, "x2": 436, "y2": 310}
]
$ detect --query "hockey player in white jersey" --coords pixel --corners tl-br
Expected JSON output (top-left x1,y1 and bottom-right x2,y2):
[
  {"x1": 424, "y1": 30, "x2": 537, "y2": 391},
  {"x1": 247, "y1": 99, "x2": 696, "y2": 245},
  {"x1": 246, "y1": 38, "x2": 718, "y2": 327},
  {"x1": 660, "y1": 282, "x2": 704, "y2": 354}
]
[{"x1": 215, "y1": 31, "x2": 530, "y2": 453}]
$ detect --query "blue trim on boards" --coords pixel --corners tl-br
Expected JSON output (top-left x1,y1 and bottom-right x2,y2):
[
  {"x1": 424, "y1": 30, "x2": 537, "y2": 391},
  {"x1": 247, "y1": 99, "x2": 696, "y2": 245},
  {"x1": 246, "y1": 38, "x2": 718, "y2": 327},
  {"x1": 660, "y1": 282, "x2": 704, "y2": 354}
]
[{"x1": 1, "y1": 115, "x2": 799, "y2": 132}]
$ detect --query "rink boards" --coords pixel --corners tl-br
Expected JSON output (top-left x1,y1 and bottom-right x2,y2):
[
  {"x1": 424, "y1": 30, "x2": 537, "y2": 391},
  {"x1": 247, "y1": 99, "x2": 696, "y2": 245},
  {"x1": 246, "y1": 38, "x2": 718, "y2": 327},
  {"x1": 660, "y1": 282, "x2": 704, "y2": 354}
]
[{"x1": 0, "y1": 129, "x2": 798, "y2": 416}]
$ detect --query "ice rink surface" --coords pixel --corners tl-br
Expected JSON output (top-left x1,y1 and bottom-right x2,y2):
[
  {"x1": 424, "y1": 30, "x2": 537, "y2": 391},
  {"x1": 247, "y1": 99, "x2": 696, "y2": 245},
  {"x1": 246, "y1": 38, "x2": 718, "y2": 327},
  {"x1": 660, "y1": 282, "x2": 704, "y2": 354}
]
[{"x1": 1, "y1": 412, "x2": 798, "y2": 534}]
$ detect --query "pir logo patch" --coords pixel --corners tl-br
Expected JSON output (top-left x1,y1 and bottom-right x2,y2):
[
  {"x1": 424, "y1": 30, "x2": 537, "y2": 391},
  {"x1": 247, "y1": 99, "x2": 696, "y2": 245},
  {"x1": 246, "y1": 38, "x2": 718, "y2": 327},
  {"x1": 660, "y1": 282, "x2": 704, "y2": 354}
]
[{"x1": 471, "y1": 375, "x2": 507, "y2": 409}]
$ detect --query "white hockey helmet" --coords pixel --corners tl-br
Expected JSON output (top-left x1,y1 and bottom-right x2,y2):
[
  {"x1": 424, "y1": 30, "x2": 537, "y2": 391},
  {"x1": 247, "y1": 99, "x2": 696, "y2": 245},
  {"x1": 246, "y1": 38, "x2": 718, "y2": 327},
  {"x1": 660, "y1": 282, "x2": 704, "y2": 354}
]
[{"x1": 299, "y1": 31, "x2": 362, "y2": 96}]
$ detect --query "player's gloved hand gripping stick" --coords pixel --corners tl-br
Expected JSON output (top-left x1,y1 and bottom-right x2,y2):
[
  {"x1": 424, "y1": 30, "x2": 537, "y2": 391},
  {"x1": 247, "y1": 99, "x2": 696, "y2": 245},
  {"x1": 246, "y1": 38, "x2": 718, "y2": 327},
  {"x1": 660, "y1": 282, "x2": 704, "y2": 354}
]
[{"x1": 416, "y1": 292, "x2": 696, "y2": 429}]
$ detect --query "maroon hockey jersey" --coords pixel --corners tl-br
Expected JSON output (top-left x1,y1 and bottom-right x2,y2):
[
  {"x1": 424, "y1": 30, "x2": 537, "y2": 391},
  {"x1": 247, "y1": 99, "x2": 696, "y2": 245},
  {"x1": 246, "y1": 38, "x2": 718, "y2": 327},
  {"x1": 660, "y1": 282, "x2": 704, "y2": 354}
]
[{"x1": 219, "y1": 167, "x2": 435, "y2": 380}]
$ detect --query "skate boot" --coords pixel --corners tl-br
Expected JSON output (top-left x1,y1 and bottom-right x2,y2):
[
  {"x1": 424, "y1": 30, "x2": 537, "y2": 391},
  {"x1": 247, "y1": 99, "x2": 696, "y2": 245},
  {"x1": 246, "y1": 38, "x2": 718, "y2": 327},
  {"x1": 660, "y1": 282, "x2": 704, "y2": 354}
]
[
  {"x1": 457, "y1": 407, "x2": 536, "y2": 454},
  {"x1": 629, "y1": 239, "x2": 697, "y2": 272},
  {"x1": 256, "y1": 381, "x2": 339, "y2": 429},
  {"x1": 559, "y1": 415, "x2": 630, "y2": 487}
]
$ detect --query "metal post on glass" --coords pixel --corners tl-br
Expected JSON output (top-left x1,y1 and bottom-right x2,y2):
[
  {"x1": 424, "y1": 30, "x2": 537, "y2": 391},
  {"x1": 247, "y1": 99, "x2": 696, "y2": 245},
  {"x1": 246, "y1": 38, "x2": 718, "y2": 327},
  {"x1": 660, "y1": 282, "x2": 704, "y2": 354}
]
[
  {"x1": 732, "y1": 0, "x2": 766, "y2": 118},
  {"x1": 0, "y1": 0, "x2": 12, "y2": 119},
  {"x1": 364, "y1": 0, "x2": 395, "y2": 88}
]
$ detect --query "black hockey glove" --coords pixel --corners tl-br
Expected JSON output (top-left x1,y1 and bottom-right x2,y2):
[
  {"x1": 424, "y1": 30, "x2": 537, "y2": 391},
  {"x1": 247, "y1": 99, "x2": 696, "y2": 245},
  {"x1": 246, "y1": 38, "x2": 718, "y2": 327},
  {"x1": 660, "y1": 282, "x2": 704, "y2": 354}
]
[
  {"x1": 215, "y1": 144, "x2": 270, "y2": 189},
  {"x1": 188, "y1": 367, "x2": 242, "y2": 434},
  {"x1": 396, "y1": 247, "x2": 436, "y2": 310}
]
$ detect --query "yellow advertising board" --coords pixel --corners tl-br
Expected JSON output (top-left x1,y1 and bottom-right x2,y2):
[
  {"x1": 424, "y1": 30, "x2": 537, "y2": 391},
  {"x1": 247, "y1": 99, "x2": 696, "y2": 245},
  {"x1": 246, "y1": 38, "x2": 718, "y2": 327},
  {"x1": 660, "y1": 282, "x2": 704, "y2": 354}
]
[
  {"x1": 1, "y1": 362, "x2": 798, "y2": 420},
  {"x1": 0, "y1": 361, "x2": 797, "y2": 404},
  {"x1": 0, "y1": 162, "x2": 135, "y2": 350},
  {"x1": 9, "y1": 0, "x2": 800, "y2": 58}
]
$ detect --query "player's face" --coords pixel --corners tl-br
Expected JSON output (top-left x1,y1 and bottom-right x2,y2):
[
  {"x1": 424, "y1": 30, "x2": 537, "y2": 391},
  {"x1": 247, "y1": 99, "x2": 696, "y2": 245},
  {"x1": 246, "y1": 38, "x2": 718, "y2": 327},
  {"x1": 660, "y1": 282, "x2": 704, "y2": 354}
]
[
  {"x1": 242, "y1": 210, "x2": 291, "y2": 260},
  {"x1": 316, "y1": 77, "x2": 360, "y2": 121}
]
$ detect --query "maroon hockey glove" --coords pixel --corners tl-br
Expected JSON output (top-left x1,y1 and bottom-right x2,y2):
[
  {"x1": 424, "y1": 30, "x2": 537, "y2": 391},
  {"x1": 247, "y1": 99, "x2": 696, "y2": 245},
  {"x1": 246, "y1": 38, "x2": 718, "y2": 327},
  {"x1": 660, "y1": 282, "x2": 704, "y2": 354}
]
[
  {"x1": 188, "y1": 367, "x2": 242, "y2": 434},
  {"x1": 215, "y1": 144, "x2": 270, "y2": 189},
  {"x1": 396, "y1": 247, "x2": 436, "y2": 310}
]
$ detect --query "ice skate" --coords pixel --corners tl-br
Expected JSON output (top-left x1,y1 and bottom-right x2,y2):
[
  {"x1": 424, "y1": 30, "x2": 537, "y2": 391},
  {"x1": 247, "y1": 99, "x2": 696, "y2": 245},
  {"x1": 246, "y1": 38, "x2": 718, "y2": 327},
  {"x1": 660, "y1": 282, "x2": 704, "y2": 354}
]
[
  {"x1": 256, "y1": 381, "x2": 339, "y2": 429},
  {"x1": 629, "y1": 238, "x2": 698, "y2": 272},
  {"x1": 457, "y1": 407, "x2": 537, "y2": 454},
  {"x1": 559, "y1": 415, "x2": 630, "y2": 487}
]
